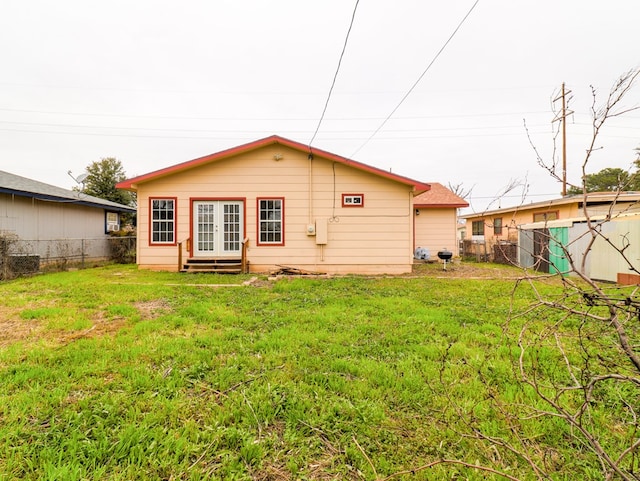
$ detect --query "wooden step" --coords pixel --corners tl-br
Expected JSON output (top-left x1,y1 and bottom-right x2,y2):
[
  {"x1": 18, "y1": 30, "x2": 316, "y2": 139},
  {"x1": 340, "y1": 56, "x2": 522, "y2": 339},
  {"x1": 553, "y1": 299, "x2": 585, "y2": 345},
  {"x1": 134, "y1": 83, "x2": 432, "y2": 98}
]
[{"x1": 181, "y1": 257, "x2": 243, "y2": 274}]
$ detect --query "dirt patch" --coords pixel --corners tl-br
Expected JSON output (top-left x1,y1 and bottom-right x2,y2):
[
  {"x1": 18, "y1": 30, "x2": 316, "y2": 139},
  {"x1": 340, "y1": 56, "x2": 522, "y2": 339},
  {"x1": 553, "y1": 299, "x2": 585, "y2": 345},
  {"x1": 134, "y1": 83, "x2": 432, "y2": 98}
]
[
  {"x1": 0, "y1": 299, "x2": 175, "y2": 348},
  {"x1": 0, "y1": 317, "x2": 41, "y2": 348},
  {"x1": 134, "y1": 299, "x2": 172, "y2": 319},
  {"x1": 56, "y1": 314, "x2": 130, "y2": 346},
  {"x1": 411, "y1": 260, "x2": 527, "y2": 279}
]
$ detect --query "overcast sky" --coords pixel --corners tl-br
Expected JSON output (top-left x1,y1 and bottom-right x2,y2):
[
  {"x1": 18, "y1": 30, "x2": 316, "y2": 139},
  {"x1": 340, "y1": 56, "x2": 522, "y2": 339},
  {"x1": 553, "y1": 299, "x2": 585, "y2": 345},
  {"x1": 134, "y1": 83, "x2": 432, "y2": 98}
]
[{"x1": 1, "y1": 0, "x2": 639, "y2": 212}]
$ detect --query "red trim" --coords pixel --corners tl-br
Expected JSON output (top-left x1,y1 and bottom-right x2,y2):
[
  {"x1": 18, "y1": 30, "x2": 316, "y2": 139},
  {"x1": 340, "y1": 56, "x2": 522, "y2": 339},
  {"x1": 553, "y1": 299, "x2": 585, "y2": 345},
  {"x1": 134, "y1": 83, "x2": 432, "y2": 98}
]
[
  {"x1": 189, "y1": 198, "x2": 246, "y2": 257},
  {"x1": 116, "y1": 135, "x2": 431, "y2": 193},
  {"x1": 256, "y1": 197, "x2": 285, "y2": 246},
  {"x1": 342, "y1": 193, "x2": 364, "y2": 208},
  {"x1": 148, "y1": 197, "x2": 177, "y2": 246},
  {"x1": 414, "y1": 203, "x2": 469, "y2": 209}
]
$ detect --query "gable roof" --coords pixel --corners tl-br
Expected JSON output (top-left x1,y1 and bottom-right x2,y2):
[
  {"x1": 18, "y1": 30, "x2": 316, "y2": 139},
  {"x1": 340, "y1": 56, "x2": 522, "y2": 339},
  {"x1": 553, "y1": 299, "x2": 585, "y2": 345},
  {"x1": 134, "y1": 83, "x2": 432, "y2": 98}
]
[
  {"x1": 413, "y1": 182, "x2": 468, "y2": 208},
  {"x1": 459, "y1": 191, "x2": 640, "y2": 219},
  {"x1": 116, "y1": 135, "x2": 431, "y2": 194},
  {"x1": 0, "y1": 170, "x2": 136, "y2": 213}
]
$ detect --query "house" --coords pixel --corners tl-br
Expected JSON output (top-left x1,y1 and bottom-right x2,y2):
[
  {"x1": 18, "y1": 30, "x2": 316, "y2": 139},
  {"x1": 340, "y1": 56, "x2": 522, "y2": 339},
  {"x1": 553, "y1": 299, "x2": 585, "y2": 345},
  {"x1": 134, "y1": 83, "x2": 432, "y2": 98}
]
[
  {"x1": 517, "y1": 211, "x2": 640, "y2": 283},
  {"x1": 0, "y1": 170, "x2": 136, "y2": 268},
  {"x1": 413, "y1": 183, "x2": 468, "y2": 260},
  {"x1": 460, "y1": 192, "x2": 640, "y2": 281},
  {"x1": 116, "y1": 135, "x2": 436, "y2": 275},
  {"x1": 460, "y1": 192, "x2": 640, "y2": 253}
]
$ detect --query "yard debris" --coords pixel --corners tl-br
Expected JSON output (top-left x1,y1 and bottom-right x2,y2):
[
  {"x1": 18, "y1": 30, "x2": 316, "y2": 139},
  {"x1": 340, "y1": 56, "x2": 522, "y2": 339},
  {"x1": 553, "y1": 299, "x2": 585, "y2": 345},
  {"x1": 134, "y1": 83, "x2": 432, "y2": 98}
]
[{"x1": 270, "y1": 265, "x2": 327, "y2": 276}]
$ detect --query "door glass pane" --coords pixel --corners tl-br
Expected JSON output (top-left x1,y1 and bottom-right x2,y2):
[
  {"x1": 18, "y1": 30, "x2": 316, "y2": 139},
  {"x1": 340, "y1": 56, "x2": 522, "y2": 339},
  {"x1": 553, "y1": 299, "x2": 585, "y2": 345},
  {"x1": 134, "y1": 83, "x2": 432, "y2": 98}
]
[
  {"x1": 223, "y1": 203, "x2": 241, "y2": 252},
  {"x1": 197, "y1": 203, "x2": 215, "y2": 252}
]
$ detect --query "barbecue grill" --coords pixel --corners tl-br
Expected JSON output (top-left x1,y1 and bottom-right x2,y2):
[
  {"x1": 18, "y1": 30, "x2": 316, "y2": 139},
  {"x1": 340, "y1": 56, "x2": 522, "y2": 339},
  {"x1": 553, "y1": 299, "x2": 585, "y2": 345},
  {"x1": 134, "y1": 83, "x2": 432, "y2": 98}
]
[{"x1": 437, "y1": 248, "x2": 453, "y2": 271}]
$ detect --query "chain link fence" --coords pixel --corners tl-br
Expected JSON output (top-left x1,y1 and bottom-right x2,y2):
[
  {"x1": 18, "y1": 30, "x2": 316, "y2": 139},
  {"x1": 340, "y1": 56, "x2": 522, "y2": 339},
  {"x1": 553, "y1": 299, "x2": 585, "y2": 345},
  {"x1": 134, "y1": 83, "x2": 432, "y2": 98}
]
[{"x1": 0, "y1": 235, "x2": 136, "y2": 280}]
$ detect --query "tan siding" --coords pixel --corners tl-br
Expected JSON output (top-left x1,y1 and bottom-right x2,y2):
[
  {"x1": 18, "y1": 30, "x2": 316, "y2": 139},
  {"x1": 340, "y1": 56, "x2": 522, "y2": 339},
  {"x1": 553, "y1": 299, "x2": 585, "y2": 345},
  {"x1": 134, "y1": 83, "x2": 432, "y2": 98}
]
[
  {"x1": 464, "y1": 204, "x2": 577, "y2": 251},
  {"x1": 415, "y1": 208, "x2": 458, "y2": 259},
  {"x1": 136, "y1": 145, "x2": 415, "y2": 274}
]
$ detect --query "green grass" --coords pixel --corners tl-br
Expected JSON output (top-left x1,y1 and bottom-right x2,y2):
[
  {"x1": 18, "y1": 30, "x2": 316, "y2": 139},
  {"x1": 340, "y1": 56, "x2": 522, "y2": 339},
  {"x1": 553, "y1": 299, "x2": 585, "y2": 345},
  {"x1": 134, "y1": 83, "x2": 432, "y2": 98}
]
[{"x1": 0, "y1": 265, "x2": 634, "y2": 480}]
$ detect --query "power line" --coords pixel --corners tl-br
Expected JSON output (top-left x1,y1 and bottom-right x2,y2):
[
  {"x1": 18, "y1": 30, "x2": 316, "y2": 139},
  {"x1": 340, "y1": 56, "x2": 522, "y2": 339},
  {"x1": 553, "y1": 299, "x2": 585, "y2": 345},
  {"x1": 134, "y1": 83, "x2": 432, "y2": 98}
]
[
  {"x1": 0, "y1": 119, "x2": 556, "y2": 133},
  {"x1": 309, "y1": 0, "x2": 360, "y2": 149},
  {"x1": 350, "y1": 0, "x2": 481, "y2": 158},
  {"x1": 10, "y1": 127, "x2": 627, "y2": 141},
  {"x1": 0, "y1": 106, "x2": 554, "y2": 121}
]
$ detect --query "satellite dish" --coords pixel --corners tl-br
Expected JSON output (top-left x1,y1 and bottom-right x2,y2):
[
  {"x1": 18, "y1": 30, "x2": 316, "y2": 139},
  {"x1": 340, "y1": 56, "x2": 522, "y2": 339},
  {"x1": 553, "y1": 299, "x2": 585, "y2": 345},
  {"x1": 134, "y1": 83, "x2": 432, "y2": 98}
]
[{"x1": 68, "y1": 171, "x2": 89, "y2": 185}]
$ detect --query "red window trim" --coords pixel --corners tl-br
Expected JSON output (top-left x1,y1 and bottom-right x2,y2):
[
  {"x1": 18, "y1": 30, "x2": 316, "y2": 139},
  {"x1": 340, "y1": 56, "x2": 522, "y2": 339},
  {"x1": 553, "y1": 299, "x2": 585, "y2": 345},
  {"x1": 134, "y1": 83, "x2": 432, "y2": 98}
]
[
  {"x1": 342, "y1": 193, "x2": 364, "y2": 207},
  {"x1": 256, "y1": 197, "x2": 285, "y2": 246},
  {"x1": 149, "y1": 197, "x2": 177, "y2": 246}
]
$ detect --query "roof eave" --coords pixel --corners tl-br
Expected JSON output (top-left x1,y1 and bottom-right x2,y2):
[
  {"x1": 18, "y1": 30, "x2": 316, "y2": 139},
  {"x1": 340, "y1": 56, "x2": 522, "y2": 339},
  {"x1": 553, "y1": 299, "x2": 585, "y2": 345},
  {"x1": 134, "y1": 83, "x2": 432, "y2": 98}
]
[
  {"x1": 116, "y1": 135, "x2": 430, "y2": 192},
  {"x1": 415, "y1": 202, "x2": 469, "y2": 209},
  {"x1": 1, "y1": 187, "x2": 136, "y2": 213}
]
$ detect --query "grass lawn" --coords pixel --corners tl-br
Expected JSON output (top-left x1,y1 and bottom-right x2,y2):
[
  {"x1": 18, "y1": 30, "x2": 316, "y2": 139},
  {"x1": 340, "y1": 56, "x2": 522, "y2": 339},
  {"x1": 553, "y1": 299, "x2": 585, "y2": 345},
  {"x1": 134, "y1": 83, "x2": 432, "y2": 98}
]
[{"x1": 0, "y1": 263, "x2": 633, "y2": 480}]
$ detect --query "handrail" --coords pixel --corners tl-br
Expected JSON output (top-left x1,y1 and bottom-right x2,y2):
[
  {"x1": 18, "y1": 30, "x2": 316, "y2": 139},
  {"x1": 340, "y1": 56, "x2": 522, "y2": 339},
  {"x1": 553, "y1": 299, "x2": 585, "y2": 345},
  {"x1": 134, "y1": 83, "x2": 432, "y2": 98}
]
[
  {"x1": 241, "y1": 237, "x2": 249, "y2": 274},
  {"x1": 177, "y1": 237, "x2": 190, "y2": 271}
]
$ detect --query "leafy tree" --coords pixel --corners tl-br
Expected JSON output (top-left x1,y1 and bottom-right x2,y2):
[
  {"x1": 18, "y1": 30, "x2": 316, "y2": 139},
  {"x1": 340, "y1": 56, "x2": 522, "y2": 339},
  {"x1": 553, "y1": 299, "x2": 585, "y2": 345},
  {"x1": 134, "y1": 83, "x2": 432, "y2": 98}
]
[
  {"x1": 79, "y1": 157, "x2": 135, "y2": 207},
  {"x1": 566, "y1": 166, "x2": 634, "y2": 194}
]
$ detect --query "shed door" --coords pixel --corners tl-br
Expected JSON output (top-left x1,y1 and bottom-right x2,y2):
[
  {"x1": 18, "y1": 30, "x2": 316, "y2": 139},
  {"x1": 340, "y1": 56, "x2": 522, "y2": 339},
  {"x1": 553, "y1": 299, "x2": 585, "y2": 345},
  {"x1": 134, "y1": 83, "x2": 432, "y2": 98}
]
[
  {"x1": 533, "y1": 228, "x2": 550, "y2": 273},
  {"x1": 549, "y1": 227, "x2": 570, "y2": 274},
  {"x1": 193, "y1": 201, "x2": 243, "y2": 257}
]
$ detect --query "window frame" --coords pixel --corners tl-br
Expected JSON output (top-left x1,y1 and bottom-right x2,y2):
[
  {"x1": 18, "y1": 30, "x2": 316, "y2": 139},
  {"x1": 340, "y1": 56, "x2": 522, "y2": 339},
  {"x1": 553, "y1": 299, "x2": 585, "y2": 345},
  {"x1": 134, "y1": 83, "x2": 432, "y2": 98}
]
[
  {"x1": 342, "y1": 193, "x2": 364, "y2": 208},
  {"x1": 149, "y1": 197, "x2": 177, "y2": 246},
  {"x1": 105, "y1": 211, "x2": 120, "y2": 233},
  {"x1": 493, "y1": 217, "x2": 503, "y2": 236},
  {"x1": 533, "y1": 210, "x2": 559, "y2": 223},
  {"x1": 256, "y1": 197, "x2": 285, "y2": 246},
  {"x1": 472, "y1": 220, "x2": 484, "y2": 236}
]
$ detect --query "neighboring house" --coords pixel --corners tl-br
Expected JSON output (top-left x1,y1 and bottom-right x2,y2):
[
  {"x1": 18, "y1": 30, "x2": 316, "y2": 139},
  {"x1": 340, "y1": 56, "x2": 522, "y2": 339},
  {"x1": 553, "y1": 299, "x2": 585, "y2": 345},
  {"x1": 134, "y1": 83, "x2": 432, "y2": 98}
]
[
  {"x1": 460, "y1": 192, "x2": 640, "y2": 252},
  {"x1": 0, "y1": 170, "x2": 136, "y2": 266},
  {"x1": 460, "y1": 192, "x2": 640, "y2": 282},
  {"x1": 413, "y1": 183, "x2": 468, "y2": 260},
  {"x1": 116, "y1": 135, "x2": 433, "y2": 275},
  {"x1": 515, "y1": 212, "x2": 640, "y2": 283}
]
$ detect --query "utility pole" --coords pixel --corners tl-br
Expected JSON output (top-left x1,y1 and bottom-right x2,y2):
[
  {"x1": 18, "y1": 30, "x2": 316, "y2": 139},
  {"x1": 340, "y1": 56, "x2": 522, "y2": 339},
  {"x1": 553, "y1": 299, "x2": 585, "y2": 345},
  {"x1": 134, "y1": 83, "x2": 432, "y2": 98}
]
[{"x1": 553, "y1": 83, "x2": 572, "y2": 196}]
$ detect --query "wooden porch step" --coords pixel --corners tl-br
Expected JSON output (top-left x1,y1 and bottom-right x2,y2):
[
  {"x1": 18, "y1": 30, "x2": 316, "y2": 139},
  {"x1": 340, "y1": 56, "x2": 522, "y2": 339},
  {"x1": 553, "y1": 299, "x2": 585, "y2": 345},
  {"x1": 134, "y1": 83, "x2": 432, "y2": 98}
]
[{"x1": 181, "y1": 258, "x2": 243, "y2": 274}]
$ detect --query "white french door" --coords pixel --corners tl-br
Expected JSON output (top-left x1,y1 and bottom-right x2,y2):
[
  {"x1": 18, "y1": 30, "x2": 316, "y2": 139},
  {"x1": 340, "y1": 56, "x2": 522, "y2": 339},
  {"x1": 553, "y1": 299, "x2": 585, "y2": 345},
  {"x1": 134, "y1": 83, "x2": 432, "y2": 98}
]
[{"x1": 192, "y1": 200, "x2": 243, "y2": 257}]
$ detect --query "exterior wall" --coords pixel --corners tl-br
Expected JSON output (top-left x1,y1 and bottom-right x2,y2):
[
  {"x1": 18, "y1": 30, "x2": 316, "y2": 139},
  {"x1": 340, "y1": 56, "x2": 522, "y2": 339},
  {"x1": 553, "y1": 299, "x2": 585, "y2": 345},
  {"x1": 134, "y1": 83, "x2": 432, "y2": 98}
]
[
  {"x1": 468, "y1": 200, "x2": 640, "y2": 257},
  {"x1": 135, "y1": 144, "x2": 415, "y2": 274},
  {"x1": 518, "y1": 218, "x2": 640, "y2": 283},
  {"x1": 414, "y1": 208, "x2": 458, "y2": 260},
  {"x1": 467, "y1": 204, "x2": 578, "y2": 255},
  {"x1": 590, "y1": 219, "x2": 640, "y2": 283},
  {"x1": 0, "y1": 192, "x2": 113, "y2": 261}
]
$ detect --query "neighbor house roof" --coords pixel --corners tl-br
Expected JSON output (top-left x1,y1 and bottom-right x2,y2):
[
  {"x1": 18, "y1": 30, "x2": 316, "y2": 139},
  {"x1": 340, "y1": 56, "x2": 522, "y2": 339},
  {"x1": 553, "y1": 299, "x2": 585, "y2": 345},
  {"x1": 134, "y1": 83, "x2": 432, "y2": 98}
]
[
  {"x1": 0, "y1": 170, "x2": 136, "y2": 212},
  {"x1": 413, "y1": 182, "x2": 469, "y2": 208},
  {"x1": 460, "y1": 191, "x2": 640, "y2": 219},
  {"x1": 116, "y1": 135, "x2": 431, "y2": 194}
]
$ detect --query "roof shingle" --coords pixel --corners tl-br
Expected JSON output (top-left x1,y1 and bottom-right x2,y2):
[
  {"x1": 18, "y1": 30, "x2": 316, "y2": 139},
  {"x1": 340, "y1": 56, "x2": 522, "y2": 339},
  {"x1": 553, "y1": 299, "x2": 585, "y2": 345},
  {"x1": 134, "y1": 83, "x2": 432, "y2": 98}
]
[
  {"x1": 0, "y1": 170, "x2": 135, "y2": 212},
  {"x1": 414, "y1": 182, "x2": 468, "y2": 208}
]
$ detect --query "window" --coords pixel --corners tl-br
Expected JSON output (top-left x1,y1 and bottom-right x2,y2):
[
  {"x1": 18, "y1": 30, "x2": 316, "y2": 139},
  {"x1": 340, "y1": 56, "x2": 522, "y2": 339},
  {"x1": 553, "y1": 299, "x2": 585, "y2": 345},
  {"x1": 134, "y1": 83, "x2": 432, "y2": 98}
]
[
  {"x1": 106, "y1": 212, "x2": 120, "y2": 233},
  {"x1": 493, "y1": 217, "x2": 503, "y2": 235},
  {"x1": 533, "y1": 211, "x2": 558, "y2": 222},
  {"x1": 342, "y1": 194, "x2": 364, "y2": 207},
  {"x1": 257, "y1": 198, "x2": 284, "y2": 245},
  {"x1": 150, "y1": 198, "x2": 176, "y2": 244},
  {"x1": 472, "y1": 220, "x2": 484, "y2": 236}
]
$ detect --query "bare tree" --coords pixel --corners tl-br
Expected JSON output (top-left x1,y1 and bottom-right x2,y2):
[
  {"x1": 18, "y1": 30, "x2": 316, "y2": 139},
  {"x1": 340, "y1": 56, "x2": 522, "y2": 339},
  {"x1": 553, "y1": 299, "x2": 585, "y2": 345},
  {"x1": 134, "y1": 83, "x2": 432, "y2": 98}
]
[
  {"x1": 507, "y1": 69, "x2": 640, "y2": 480},
  {"x1": 448, "y1": 182, "x2": 474, "y2": 200},
  {"x1": 408, "y1": 68, "x2": 640, "y2": 481}
]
